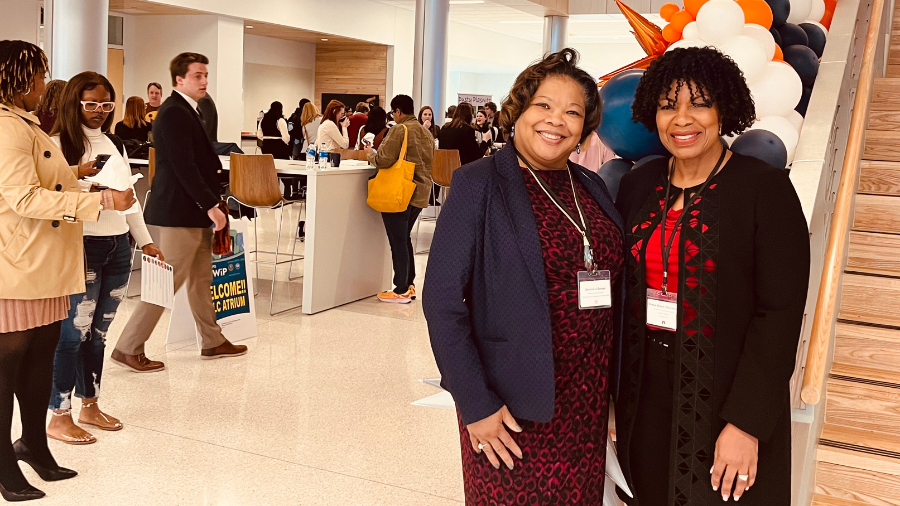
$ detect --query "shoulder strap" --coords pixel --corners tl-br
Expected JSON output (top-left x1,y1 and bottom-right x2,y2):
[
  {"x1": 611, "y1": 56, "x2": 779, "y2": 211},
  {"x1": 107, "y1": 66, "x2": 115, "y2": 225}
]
[
  {"x1": 105, "y1": 132, "x2": 127, "y2": 157},
  {"x1": 398, "y1": 124, "x2": 409, "y2": 161}
]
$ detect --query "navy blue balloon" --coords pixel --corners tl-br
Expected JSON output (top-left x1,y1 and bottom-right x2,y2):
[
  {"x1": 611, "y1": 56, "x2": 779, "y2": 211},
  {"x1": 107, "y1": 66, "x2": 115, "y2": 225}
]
[
  {"x1": 598, "y1": 69, "x2": 670, "y2": 162},
  {"x1": 770, "y1": 26, "x2": 783, "y2": 47},
  {"x1": 778, "y1": 23, "x2": 809, "y2": 48},
  {"x1": 799, "y1": 22, "x2": 827, "y2": 57},
  {"x1": 783, "y1": 45, "x2": 819, "y2": 87},
  {"x1": 796, "y1": 86, "x2": 813, "y2": 116},
  {"x1": 765, "y1": 0, "x2": 790, "y2": 28},
  {"x1": 731, "y1": 130, "x2": 788, "y2": 169},
  {"x1": 598, "y1": 159, "x2": 635, "y2": 201}
]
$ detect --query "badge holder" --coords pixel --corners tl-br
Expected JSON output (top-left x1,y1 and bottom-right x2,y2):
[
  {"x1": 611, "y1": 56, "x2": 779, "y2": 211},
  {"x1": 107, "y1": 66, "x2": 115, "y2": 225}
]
[
  {"x1": 578, "y1": 270, "x2": 612, "y2": 310},
  {"x1": 646, "y1": 288, "x2": 678, "y2": 331}
]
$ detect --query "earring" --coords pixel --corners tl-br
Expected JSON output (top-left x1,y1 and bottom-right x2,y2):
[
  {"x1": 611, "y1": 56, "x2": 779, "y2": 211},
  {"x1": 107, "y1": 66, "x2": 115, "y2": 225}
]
[{"x1": 576, "y1": 143, "x2": 581, "y2": 154}]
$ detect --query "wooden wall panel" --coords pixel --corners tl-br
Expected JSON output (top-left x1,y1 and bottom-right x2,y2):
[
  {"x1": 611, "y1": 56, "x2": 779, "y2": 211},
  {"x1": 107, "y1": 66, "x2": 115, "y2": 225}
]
[{"x1": 314, "y1": 43, "x2": 387, "y2": 111}]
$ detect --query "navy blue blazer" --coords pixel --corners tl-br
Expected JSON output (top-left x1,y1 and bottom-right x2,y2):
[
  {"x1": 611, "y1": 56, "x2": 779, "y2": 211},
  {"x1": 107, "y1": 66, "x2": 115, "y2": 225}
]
[{"x1": 423, "y1": 144, "x2": 625, "y2": 426}]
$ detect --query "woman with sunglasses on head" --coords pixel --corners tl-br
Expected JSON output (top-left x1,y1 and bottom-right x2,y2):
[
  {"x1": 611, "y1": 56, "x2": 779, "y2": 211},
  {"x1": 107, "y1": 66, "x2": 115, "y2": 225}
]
[
  {"x1": 48, "y1": 72, "x2": 163, "y2": 446},
  {"x1": 0, "y1": 40, "x2": 135, "y2": 502}
]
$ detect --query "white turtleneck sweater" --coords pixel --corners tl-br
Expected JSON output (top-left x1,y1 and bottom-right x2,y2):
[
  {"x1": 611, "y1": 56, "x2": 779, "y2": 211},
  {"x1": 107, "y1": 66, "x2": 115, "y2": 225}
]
[{"x1": 52, "y1": 126, "x2": 153, "y2": 247}]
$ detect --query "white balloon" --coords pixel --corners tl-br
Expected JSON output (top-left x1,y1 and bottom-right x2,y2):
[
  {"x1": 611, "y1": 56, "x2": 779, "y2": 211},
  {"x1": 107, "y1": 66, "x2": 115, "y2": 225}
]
[
  {"x1": 807, "y1": 0, "x2": 826, "y2": 23},
  {"x1": 696, "y1": 0, "x2": 745, "y2": 45},
  {"x1": 749, "y1": 62, "x2": 804, "y2": 118},
  {"x1": 665, "y1": 39, "x2": 707, "y2": 52},
  {"x1": 720, "y1": 35, "x2": 768, "y2": 83},
  {"x1": 683, "y1": 21, "x2": 702, "y2": 41},
  {"x1": 742, "y1": 24, "x2": 777, "y2": 61},
  {"x1": 723, "y1": 132, "x2": 739, "y2": 147},
  {"x1": 787, "y1": 0, "x2": 813, "y2": 24},
  {"x1": 750, "y1": 115, "x2": 801, "y2": 162},
  {"x1": 785, "y1": 110, "x2": 804, "y2": 131}
]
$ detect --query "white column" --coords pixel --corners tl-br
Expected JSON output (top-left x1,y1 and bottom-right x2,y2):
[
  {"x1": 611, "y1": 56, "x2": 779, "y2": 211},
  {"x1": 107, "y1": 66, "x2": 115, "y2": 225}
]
[
  {"x1": 215, "y1": 16, "x2": 244, "y2": 145},
  {"x1": 412, "y1": 0, "x2": 450, "y2": 122},
  {"x1": 543, "y1": 15, "x2": 569, "y2": 55},
  {"x1": 50, "y1": 0, "x2": 108, "y2": 80}
]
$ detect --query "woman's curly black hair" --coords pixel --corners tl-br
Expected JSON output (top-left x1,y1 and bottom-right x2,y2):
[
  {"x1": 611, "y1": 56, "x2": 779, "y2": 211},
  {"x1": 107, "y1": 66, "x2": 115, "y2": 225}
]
[
  {"x1": 631, "y1": 47, "x2": 756, "y2": 138},
  {"x1": 501, "y1": 48, "x2": 601, "y2": 144}
]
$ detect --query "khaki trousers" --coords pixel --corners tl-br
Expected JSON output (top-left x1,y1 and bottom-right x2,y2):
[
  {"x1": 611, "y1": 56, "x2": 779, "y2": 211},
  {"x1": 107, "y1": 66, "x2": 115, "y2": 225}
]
[{"x1": 115, "y1": 226, "x2": 226, "y2": 355}]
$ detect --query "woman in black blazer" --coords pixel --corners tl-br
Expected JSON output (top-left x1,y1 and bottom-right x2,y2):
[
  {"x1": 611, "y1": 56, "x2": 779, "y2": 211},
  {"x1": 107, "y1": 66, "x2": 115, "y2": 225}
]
[
  {"x1": 424, "y1": 49, "x2": 624, "y2": 505},
  {"x1": 437, "y1": 102, "x2": 491, "y2": 165},
  {"x1": 614, "y1": 47, "x2": 810, "y2": 506}
]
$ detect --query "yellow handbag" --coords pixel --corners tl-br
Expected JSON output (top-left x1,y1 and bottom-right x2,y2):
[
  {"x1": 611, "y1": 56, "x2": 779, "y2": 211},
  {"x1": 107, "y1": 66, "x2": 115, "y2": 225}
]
[{"x1": 367, "y1": 124, "x2": 418, "y2": 213}]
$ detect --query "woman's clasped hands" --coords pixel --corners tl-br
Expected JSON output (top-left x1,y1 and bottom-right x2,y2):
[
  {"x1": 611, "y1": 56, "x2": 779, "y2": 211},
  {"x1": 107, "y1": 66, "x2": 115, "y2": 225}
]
[{"x1": 467, "y1": 406, "x2": 524, "y2": 470}]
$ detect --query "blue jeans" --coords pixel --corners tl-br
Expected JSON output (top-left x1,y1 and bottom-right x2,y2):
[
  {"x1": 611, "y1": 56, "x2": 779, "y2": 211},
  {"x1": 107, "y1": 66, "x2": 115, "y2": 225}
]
[{"x1": 49, "y1": 234, "x2": 132, "y2": 410}]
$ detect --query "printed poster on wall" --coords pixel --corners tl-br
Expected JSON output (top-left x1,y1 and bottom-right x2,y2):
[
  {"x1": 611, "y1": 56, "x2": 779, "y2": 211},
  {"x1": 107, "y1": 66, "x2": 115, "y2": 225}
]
[
  {"x1": 457, "y1": 93, "x2": 493, "y2": 108},
  {"x1": 166, "y1": 218, "x2": 257, "y2": 347}
]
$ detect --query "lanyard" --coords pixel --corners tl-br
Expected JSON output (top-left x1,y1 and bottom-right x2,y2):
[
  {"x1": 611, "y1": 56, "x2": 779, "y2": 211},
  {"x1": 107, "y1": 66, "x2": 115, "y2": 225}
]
[
  {"x1": 518, "y1": 154, "x2": 597, "y2": 273},
  {"x1": 659, "y1": 148, "x2": 727, "y2": 295}
]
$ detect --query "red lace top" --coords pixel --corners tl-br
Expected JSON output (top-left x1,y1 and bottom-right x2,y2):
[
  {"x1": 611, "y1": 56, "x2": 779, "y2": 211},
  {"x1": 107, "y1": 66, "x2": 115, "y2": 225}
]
[{"x1": 645, "y1": 208, "x2": 683, "y2": 295}]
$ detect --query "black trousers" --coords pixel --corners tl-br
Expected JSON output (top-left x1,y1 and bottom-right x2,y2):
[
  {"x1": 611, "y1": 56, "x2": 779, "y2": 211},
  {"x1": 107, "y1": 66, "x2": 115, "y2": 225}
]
[
  {"x1": 629, "y1": 329, "x2": 676, "y2": 506},
  {"x1": 0, "y1": 321, "x2": 63, "y2": 491},
  {"x1": 381, "y1": 204, "x2": 423, "y2": 294}
]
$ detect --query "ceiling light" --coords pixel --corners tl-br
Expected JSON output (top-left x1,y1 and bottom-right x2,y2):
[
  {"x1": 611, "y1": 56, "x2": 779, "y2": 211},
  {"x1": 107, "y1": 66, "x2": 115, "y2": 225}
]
[
  {"x1": 321, "y1": 38, "x2": 328, "y2": 41},
  {"x1": 246, "y1": 25, "x2": 253, "y2": 29},
  {"x1": 450, "y1": 0, "x2": 485, "y2": 4}
]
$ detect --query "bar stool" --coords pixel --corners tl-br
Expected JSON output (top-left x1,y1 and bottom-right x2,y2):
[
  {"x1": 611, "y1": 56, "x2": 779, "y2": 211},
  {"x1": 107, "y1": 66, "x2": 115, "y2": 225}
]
[
  {"x1": 415, "y1": 149, "x2": 460, "y2": 254},
  {"x1": 226, "y1": 153, "x2": 305, "y2": 315}
]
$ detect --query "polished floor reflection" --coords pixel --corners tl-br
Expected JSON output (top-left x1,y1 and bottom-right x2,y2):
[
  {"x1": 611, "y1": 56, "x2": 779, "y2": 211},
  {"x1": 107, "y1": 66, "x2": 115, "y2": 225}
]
[{"x1": 12, "y1": 208, "x2": 464, "y2": 505}]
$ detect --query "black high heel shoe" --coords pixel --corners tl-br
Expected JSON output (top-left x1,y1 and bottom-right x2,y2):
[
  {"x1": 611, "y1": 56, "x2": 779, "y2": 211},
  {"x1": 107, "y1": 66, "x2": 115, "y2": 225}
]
[
  {"x1": 12, "y1": 440, "x2": 77, "y2": 482},
  {"x1": 0, "y1": 482, "x2": 45, "y2": 502}
]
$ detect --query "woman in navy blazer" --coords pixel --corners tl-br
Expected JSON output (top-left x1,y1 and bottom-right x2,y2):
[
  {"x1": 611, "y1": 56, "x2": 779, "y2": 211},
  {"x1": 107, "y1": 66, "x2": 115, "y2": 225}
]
[{"x1": 423, "y1": 49, "x2": 624, "y2": 505}]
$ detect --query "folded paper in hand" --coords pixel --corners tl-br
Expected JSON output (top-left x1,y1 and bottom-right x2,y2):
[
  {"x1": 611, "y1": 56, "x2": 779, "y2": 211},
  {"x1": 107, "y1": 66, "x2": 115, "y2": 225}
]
[{"x1": 85, "y1": 153, "x2": 143, "y2": 215}]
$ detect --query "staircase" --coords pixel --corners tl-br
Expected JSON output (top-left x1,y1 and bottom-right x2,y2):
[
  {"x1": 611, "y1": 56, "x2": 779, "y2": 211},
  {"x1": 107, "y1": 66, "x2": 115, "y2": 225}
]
[{"x1": 809, "y1": 18, "x2": 900, "y2": 503}]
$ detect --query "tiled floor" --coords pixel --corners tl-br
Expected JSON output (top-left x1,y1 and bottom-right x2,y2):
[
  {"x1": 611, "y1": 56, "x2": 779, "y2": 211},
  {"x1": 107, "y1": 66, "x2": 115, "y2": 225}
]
[{"x1": 12, "y1": 208, "x2": 464, "y2": 505}]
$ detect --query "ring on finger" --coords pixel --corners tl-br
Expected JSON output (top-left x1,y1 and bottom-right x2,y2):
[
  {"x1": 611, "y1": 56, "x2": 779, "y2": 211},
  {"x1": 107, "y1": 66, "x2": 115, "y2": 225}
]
[
  {"x1": 478, "y1": 442, "x2": 490, "y2": 450},
  {"x1": 738, "y1": 474, "x2": 750, "y2": 481}
]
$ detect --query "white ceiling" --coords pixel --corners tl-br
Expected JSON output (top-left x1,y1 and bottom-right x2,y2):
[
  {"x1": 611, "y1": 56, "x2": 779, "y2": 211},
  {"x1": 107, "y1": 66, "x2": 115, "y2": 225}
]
[{"x1": 373, "y1": 0, "x2": 664, "y2": 44}]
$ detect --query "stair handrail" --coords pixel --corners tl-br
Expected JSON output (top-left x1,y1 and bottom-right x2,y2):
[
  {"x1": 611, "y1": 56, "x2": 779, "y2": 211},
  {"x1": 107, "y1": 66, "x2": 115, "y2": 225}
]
[{"x1": 800, "y1": 0, "x2": 885, "y2": 406}]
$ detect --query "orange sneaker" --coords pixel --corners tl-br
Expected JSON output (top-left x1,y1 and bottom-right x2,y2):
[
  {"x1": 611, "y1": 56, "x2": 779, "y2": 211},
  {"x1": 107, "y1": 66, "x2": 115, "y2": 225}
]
[
  {"x1": 405, "y1": 285, "x2": 417, "y2": 300},
  {"x1": 377, "y1": 290, "x2": 412, "y2": 304}
]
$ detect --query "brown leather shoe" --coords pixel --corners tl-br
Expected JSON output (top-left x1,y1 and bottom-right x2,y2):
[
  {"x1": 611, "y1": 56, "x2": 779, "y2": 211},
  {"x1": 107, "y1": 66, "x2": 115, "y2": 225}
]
[
  {"x1": 200, "y1": 340, "x2": 248, "y2": 360},
  {"x1": 110, "y1": 349, "x2": 166, "y2": 373}
]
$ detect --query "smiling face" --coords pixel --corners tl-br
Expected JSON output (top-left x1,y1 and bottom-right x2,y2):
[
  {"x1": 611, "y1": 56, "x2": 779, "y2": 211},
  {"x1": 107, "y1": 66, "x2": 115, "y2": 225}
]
[
  {"x1": 175, "y1": 62, "x2": 208, "y2": 102},
  {"x1": 475, "y1": 111, "x2": 486, "y2": 125},
  {"x1": 656, "y1": 79, "x2": 722, "y2": 161},
  {"x1": 513, "y1": 74, "x2": 586, "y2": 170},
  {"x1": 80, "y1": 86, "x2": 111, "y2": 130},
  {"x1": 148, "y1": 85, "x2": 162, "y2": 106}
]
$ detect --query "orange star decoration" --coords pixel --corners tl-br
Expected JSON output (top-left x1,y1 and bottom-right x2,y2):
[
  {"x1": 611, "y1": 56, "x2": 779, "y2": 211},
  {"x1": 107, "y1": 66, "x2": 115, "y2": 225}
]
[{"x1": 598, "y1": 0, "x2": 670, "y2": 87}]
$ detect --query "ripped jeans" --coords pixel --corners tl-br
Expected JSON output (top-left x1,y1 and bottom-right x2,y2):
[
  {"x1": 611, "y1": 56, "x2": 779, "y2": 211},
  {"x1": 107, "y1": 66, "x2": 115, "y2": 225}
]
[{"x1": 49, "y1": 233, "x2": 132, "y2": 410}]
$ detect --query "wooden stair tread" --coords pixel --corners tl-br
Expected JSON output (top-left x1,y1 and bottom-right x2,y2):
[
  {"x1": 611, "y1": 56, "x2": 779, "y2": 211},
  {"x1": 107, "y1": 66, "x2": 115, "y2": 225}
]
[
  {"x1": 822, "y1": 423, "x2": 900, "y2": 456},
  {"x1": 852, "y1": 194, "x2": 900, "y2": 234},
  {"x1": 865, "y1": 130, "x2": 900, "y2": 161},
  {"x1": 868, "y1": 110, "x2": 900, "y2": 130},
  {"x1": 859, "y1": 161, "x2": 900, "y2": 196},
  {"x1": 871, "y1": 79, "x2": 900, "y2": 110},
  {"x1": 818, "y1": 445, "x2": 900, "y2": 478},
  {"x1": 887, "y1": 65, "x2": 900, "y2": 78},
  {"x1": 824, "y1": 378, "x2": 900, "y2": 438},
  {"x1": 811, "y1": 494, "x2": 878, "y2": 506},
  {"x1": 839, "y1": 274, "x2": 900, "y2": 327},
  {"x1": 833, "y1": 321, "x2": 900, "y2": 378},
  {"x1": 847, "y1": 231, "x2": 900, "y2": 276},
  {"x1": 815, "y1": 461, "x2": 900, "y2": 504}
]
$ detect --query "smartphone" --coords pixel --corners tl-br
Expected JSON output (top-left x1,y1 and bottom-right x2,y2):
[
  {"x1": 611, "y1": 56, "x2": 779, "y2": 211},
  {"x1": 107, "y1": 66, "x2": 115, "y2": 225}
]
[{"x1": 95, "y1": 154, "x2": 112, "y2": 170}]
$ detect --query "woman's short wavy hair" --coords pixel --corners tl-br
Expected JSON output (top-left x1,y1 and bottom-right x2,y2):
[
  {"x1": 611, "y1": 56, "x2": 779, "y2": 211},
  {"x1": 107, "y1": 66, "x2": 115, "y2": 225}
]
[
  {"x1": 500, "y1": 48, "x2": 601, "y2": 144},
  {"x1": 632, "y1": 47, "x2": 756, "y2": 137}
]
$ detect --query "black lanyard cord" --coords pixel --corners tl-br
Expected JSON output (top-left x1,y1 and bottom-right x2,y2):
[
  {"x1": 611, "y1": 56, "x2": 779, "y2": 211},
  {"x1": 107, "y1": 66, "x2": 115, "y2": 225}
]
[{"x1": 659, "y1": 148, "x2": 727, "y2": 294}]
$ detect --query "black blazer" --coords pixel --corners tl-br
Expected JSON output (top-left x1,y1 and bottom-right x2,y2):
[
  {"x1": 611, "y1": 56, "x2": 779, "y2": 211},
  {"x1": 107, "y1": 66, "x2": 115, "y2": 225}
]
[
  {"x1": 144, "y1": 92, "x2": 223, "y2": 228},
  {"x1": 438, "y1": 124, "x2": 490, "y2": 166},
  {"x1": 423, "y1": 144, "x2": 624, "y2": 425},
  {"x1": 614, "y1": 153, "x2": 810, "y2": 505}
]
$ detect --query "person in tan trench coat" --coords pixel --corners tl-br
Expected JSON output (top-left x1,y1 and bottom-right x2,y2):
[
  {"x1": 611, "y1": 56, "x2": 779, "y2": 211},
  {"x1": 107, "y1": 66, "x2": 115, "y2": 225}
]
[{"x1": 0, "y1": 40, "x2": 134, "y2": 501}]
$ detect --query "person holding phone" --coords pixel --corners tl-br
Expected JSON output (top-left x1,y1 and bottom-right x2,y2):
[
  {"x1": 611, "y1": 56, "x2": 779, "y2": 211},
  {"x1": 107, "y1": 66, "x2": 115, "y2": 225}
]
[
  {"x1": 49, "y1": 71, "x2": 163, "y2": 446},
  {"x1": 0, "y1": 40, "x2": 136, "y2": 501},
  {"x1": 356, "y1": 106, "x2": 388, "y2": 150},
  {"x1": 317, "y1": 100, "x2": 350, "y2": 151}
]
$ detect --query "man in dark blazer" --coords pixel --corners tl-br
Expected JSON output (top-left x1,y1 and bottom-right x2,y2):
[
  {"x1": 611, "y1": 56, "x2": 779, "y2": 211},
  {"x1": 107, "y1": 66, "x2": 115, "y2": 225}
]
[{"x1": 111, "y1": 52, "x2": 248, "y2": 373}]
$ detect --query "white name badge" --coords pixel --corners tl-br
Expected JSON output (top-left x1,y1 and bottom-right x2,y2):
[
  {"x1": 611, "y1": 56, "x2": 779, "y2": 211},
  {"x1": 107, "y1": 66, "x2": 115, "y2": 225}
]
[
  {"x1": 646, "y1": 289, "x2": 678, "y2": 331},
  {"x1": 578, "y1": 270, "x2": 612, "y2": 310}
]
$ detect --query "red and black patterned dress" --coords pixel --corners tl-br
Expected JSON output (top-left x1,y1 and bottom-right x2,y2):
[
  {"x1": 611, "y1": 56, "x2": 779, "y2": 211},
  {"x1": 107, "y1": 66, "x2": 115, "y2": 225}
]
[{"x1": 457, "y1": 166, "x2": 624, "y2": 505}]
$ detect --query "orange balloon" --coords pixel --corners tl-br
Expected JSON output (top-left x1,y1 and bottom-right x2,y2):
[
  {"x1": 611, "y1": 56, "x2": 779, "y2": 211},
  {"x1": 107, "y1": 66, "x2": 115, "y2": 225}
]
[
  {"x1": 773, "y1": 45, "x2": 783, "y2": 61},
  {"x1": 684, "y1": 0, "x2": 709, "y2": 17},
  {"x1": 823, "y1": 0, "x2": 837, "y2": 13},
  {"x1": 669, "y1": 10, "x2": 694, "y2": 32},
  {"x1": 660, "y1": 2, "x2": 680, "y2": 21},
  {"x1": 662, "y1": 24, "x2": 683, "y2": 43},
  {"x1": 821, "y1": 10, "x2": 833, "y2": 29},
  {"x1": 737, "y1": 0, "x2": 773, "y2": 29}
]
